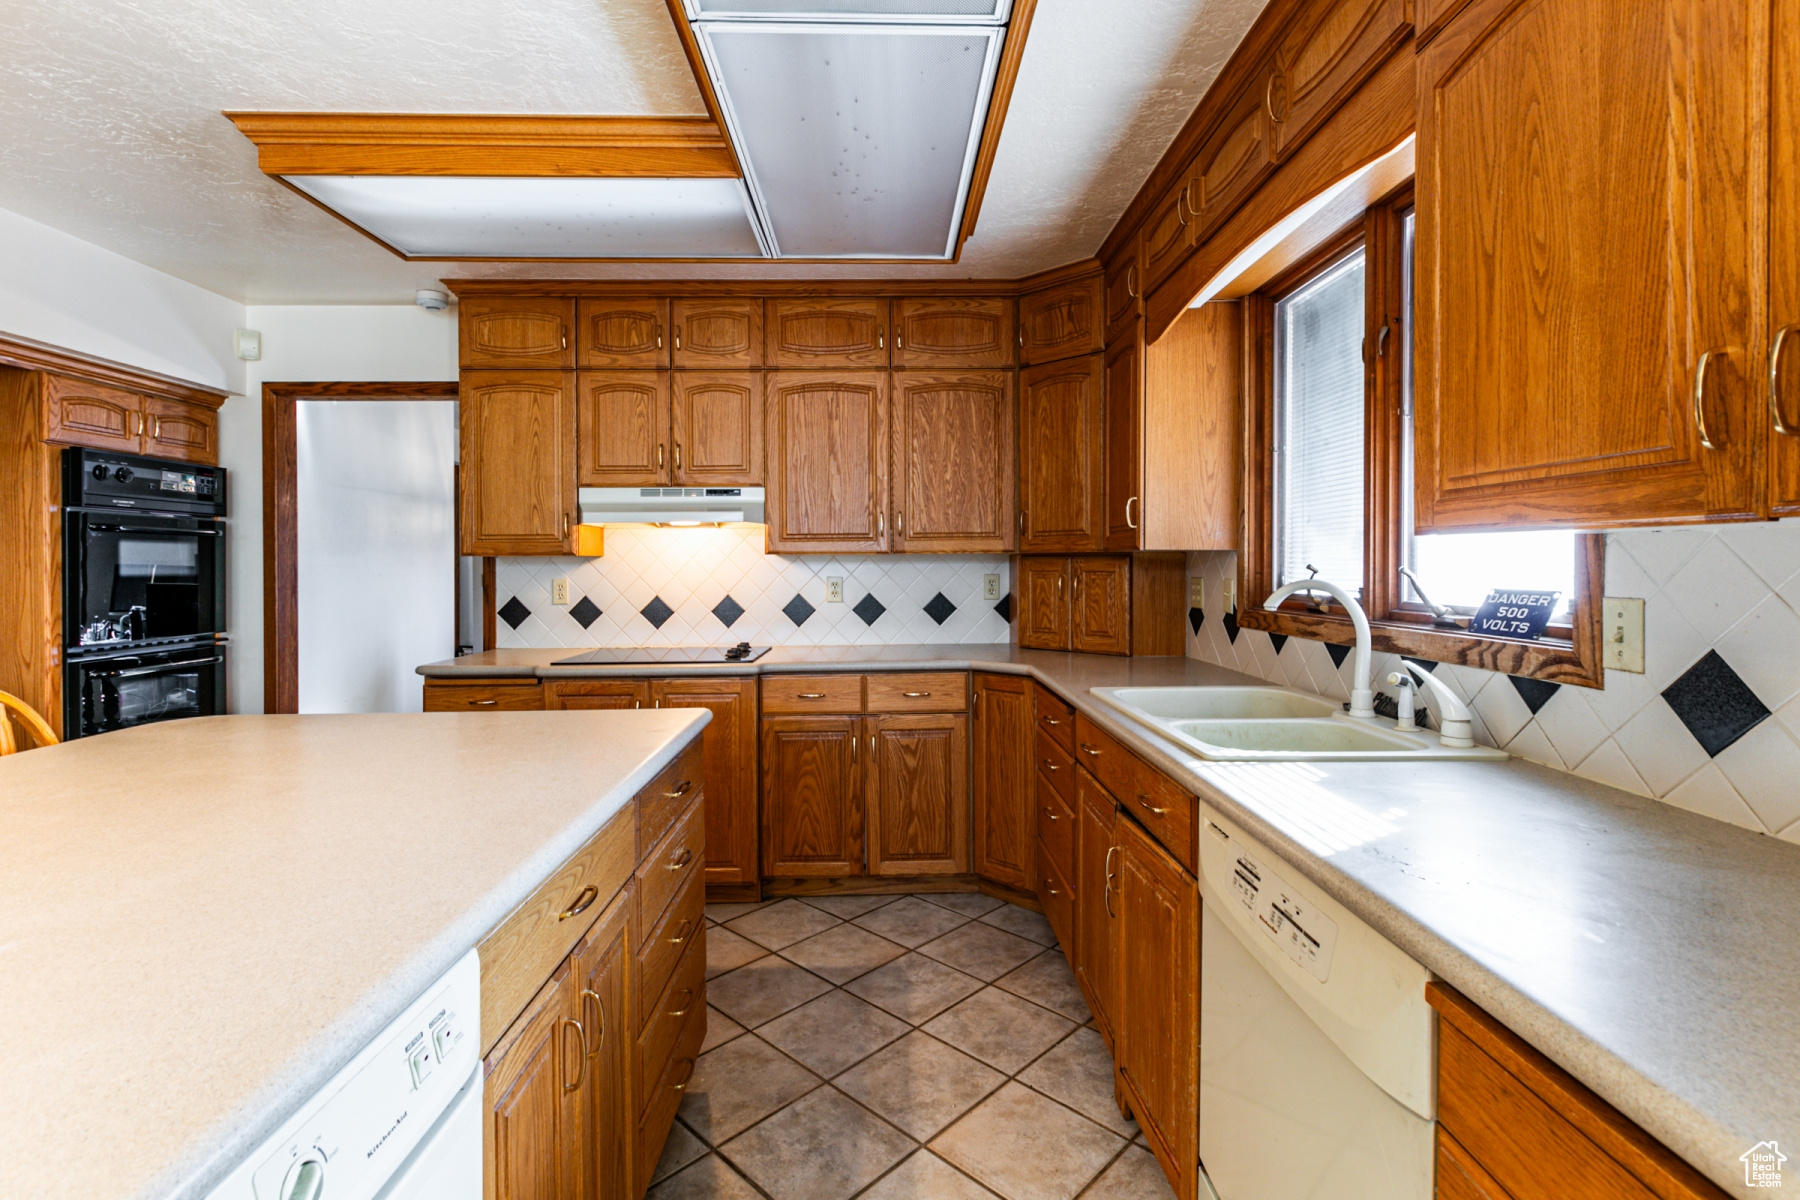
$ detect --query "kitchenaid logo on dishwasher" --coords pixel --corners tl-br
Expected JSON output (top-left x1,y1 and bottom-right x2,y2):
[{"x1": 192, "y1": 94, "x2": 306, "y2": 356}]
[{"x1": 1743, "y1": 1141, "x2": 1786, "y2": 1188}]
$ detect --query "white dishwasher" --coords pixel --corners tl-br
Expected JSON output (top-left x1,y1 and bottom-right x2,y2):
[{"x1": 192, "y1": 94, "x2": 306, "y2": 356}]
[
  {"x1": 205, "y1": 950, "x2": 482, "y2": 1200},
  {"x1": 1197, "y1": 804, "x2": 1435, "y2": 1200}
]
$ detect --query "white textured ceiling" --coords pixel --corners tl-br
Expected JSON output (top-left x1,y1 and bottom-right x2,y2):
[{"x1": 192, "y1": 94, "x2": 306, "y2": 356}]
[{"x1": 0, "y1": 0, "x2": 1266, "y2": 302}]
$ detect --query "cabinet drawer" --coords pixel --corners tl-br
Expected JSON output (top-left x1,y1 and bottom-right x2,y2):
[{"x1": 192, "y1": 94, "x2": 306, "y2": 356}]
[
  {"x1": 638, "y1": 994, "x2": 705, "y2": 1192},
  {"x1": 1037, "y1": 774, "x2": 1074, "y2": 884},
  {"x1": 638, "y1": 741, "x2": 704, "y2": 863},
  {"x1": 865, "y1": 672, "x2": 966, "y2": 713},
  {"x1": 545, "y1": 679, "x2": 648, "y2": 710},
  {"x1": 637, "y1": 855, "x2": 704, "y2": 1026},
  {"x1": 638, "y1": 797, "x2": 705, "y2": 937},
  {"x1": 477, "y1": 804, "x2": 635, "y2": 1053},
  {"x1": 1037, "y1": 841, "x2": 1075, "y2": 951},
  {"x1": 762, "y1": 673, "x2": 863, "y2": 713},
  {"x1": 1036, "y1": 729, "x2": 1074, "y2": 804},
  {"x1": 1033, "y1": 683, "x2": 1075, "y2": 751},
  {"x1": 423, "y1": 679, "x2": 544, "y2": 711},
  {"x1": 638, "y1": 928, "x2": 706, "y2": 1112},
  {"x1": 1074, "y1": 714, "x2": 1195, "y2": 873}
]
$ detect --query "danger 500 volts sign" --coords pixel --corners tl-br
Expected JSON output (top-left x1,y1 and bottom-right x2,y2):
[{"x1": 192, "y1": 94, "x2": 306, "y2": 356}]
[{"x1": 1470, "y1": 590, "x2": 1561, "y2": 640}]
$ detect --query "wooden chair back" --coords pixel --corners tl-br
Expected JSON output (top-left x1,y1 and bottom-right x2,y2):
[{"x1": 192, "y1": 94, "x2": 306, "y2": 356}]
[{"x1": 0, "y1": 692, "x2": 59, "y2": 755}]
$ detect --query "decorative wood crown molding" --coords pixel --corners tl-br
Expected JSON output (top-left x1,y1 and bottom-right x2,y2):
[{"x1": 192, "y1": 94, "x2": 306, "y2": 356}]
[
  {"x1": 957, "y1": 0, "x2": 1038, "y2": 251},
  {"x1": 0, "y1": 331, "x2": 229, "y2": 407},
  {"x1": 223, "y1": 112, "x2": 739, "y2": 178},
  {"x1": 441, "y1": 257, "x2": 1100, "y2": 299}
]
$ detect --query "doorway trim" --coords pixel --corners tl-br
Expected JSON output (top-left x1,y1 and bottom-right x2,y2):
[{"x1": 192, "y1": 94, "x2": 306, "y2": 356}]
[{"x1": 262, "y1": 380, "x2": 461, "y2": 714}]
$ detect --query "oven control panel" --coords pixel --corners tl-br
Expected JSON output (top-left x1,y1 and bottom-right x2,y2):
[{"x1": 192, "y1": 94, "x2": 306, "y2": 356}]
[{"x1": 65, "y1": 447, "x2": 226, "y2": 515}]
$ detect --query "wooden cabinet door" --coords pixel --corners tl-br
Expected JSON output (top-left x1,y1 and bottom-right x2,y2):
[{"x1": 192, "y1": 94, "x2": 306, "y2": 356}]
[
  {"x1": 574, "y1": 891, "x2": 634, "y2": 1200},
  {"x1": 547, "y1": 680, "x2": 650, "y2": 710},
  {"x1": 577, "y1": 371, "x2": 670, "y2": 486},
  {"x1": 764, "y1": 372, "x2": 889, "y2": 553},
  {"x1": 1416, "y1": 0, "x2": 1764, "y2": 528},
  {"x1": 1017, "y1": 556, "x2": 1070, "y2": 650},
  {"x1": 1019, "y1": 356, "x2": 1105, "y2": 552},
  {"x1": 892, "y1": 297, "x2": 1016, "y2": 368},
  {"x1": 1141, "y1": 180, "x2": 1196, "y2": 296},
  {"x1": 1073, "y1": 773, "x2": 1118, "y2": 1045},
  {"x1": 485, "y1": 962, "x2": 584, "y2": 1200},
  {"x1": 891, "y1": 371, "x2": 1015, "y2": 552},
  {"x1": 766, "y1": 298, "x2": 889, "y2": 368},
  {"x1": 1071, "y1": 557, "x2": 1131, "y2": 655},
  {"x1": 461, "y1": 297, "x2": 574, "y2": 369},
  {"x1": 1114, "y1": 817, "x2": 1199, "y2": 1200},
  {"x1": 864, "y1": 713, "x2": 969, "y2": 876},
  {"x1": 461, "y1": 371, "x2": 574, "y2": 555},
  {"x1": 1190, "y1": 79, "x2": 1274, "y2": 242},
  {"x1": 577, "y1": 298, "x2": 668, "y2": 369},
  {"x1": 1105, "y1": 244, "x2": 1143, "y2": 344},
  {"x1": 1019, "y1": 276, "x2": 1104, "y2": 365},
  {"x1": 1103, "y1": 333, "x2": 1143, "y2": 551},
  {"x1": 652, "y1": 678, "x2": 759, "y2": 887},
  {"x1": 672, "y1": 372, "x2": 764, "y2": 486},
  {"x1": 1771, "y1": 0, "x2": 1800, "y2": 514},
  {"x1": 141, "y1": 397, "x2": 217, "y2": 464},
  {"x1": 40, "y1": 374, "x2": 142, "y2": 452},
  {"x1": 672, "y1": 299, "x2": 763, "y2": 368},
  {"x1": 761, "y1": 716, "x2": 863, "y2": 877},
  {"x1": 972, "y1": 673, "x2": 1034, "y2": 889},
  {"x1": 1266, "y1": 0, "x2": 1410, "y2": 160}
]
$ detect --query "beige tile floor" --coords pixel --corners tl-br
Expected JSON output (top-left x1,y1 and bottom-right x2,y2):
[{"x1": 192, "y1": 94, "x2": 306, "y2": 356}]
[{"x1": 651, "y1": 893, "x2": 1176, "y2": 1200}]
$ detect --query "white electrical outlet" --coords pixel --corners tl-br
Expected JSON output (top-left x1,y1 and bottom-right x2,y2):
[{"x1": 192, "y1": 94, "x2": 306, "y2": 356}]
[
  {"x1": 827, "y1": 577, "x2": 844, "y2": 603},
  {"x1": 1188, "y1": 577, "x2": 1205, "y2": 608},
  {"x1": 551, "y1": 577, "x2": 570, "y2": 606},
  {"x1": 1602, "y1": 596, "x2": 1645, "y2": 673},
  {"x1": 983, "y1": 574, "x2": 1001, "y2": 601}
]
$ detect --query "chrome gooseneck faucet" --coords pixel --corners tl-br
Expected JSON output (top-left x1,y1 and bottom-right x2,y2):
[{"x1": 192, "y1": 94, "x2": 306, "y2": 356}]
[{"x1": 1263, "y1": 573, "x2": 1376, "y2": 719}]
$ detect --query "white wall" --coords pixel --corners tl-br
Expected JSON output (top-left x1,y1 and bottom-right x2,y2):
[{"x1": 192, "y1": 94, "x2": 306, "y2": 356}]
[
  {"x1": 0, "y1": 206, "x2": 245, "y2": 393},
  {"x1": 222, "y1": 305, "x2": 459, "y2": 711}
]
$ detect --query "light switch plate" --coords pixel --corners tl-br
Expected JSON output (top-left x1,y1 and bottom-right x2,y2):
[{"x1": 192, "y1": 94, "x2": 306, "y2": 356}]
[
  {"x1": 1223, "y1": 576, "x2": 1237, "y2": 613},
  {"x1": 1188, "y1": 577, "x2": 1204, "y2": 608},
  {"x1": 983, "y1": 574, "x2": 1001, "y2": 601},
  {"x1": 1602, "y1": 596, "x2": 1644, "y2": 673},
  {"x1": 826, "y1": 577, "x2": 844, "y2": 603},
  {"x1": 551, "y1": 577, "x2": 570, "y2": 606}
]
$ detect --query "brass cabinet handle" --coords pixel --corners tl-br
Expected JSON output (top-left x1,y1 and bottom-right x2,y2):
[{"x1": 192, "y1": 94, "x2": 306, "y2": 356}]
[
  {"x1": 561, "y1": 1018, "x2": 587, "y2": 1091},
  {"x1": 581, "y1": 988, "x2": 605, "y2": 1057},
  {"x1": 1135, "y1": 791, "x2": 1170, "y2": 816},
  {"x1": 896, "y1": 510, "x2": 903, "y2": 535},
  {"x1": 1017, "y1": 510, "x2": 1027, "y2": 535},
  {"x1": 1103, "y1": 845, "x2": 1118, "y2": 917},
  {"x1": 1057, "y1": 575, "x2": 1063, "y2": 598},
  {"x1": 852, "y1": 733, "x2": 858, "y2": 762},
  {"x1": 472, "y1": 698, "x2": 498, "y2": 706},
  {"x1": 669, "y1": 918, "x2": 694, "y2": 945},
  {"x1": 1042, "y1": 760, "x2": 1059, "y2": 772},
  {"x1": 878, "y1": 511, "x2": 885, "y2": 539},
  {"x1": 668, "y1": 848, "x2": 693, "y2": 872},
  {"x1": 562, "y1": 512, "x2": 570, "y2": 537},
  {"x1": 1693, "y1": 348, "x2": 1730, "y2": 450},
  {"x1": 674, "y1": 442, "x2": 683, "y2": 471},
  {"x1": 1079, "y1": 742, "x2": 1100, "y2": 758},
  {"x1": 666, "y1": 780, "x2": 693, "y2": 798},
  {"x1": 656, "y1": 326, "x2": 663, "y2": 350},
  {"x1": 902, "y1": 691, "x2": 931, "y2": 698},
  {"x1": 1043, "y1": 806, "x2": 1059, "y2": 820},
  {"x1": 135, "y1": 411, "x2": 144, "y2": 437},
  {"x1": 1127, "y1": 264, "x2": 1138, "y2": 299},
  {"x1": 668, "y1": 987, "x2": 695, "y2": 1018},
  {"x1": 1041, "y1": 715, "x2": 1060, "y2": 727},
  {"x1": 560, "y1": 884, "x2": 599, "y2": 921},
  {"x1": 1265, "y1": 72, "x2": 1280, "y2": 122},
  {"x1": 797, "y1": 692, "x2": 827, "y2": 699},
  {"x1": 671, "y1": 1058, "x2": 696, "y2": 1092},
  {"x1": 1125, "y1": 496, "x2": 1138, "y2": 529},
  {"x1": 657, "y1": 443, "x2": 665, "y2": 469},
  {"x1": 1045, "y1": 878, "x2": 1059, "y2": 897},
  {"x1": 1772, "y1": 324, "x2": 1799, "y2": 436},
  {"x1": 674, "y1": 326, "x2": 682, "y2": 350},
  {"x1": 878, "y1": 328, "x2": 885, "y2": 350},
  {"x1": 561, "y1": 324, "x2": 568, "y2": 350},
  {"x1": 153, "y1": 416, "x2": 162, "y2": 440},
  {"x1": 1175, "y1": 183, "x2": 1192, "y2": 227}
]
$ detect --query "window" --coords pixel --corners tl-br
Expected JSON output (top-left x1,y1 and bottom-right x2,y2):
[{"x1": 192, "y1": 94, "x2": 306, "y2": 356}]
[{"x1": 1240, "y1": 187, "x2": 1603, "y2": 683}]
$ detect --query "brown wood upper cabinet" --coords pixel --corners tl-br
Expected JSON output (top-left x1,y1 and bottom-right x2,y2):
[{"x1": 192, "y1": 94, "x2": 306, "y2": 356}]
[
  {"x1": 1142, "y1": 175, "x2": 1199, "y2": 296},
  {"x1": 577, "y1": 371, "x2": 762, "y2": 488},
  {"x1": 1019, "y1": 275, "x2": 1105, "y2": 365},
  {"x1": 577, "y1": 371, "x2": 670, "y2": 486},
  {"x1": 1772, "y1": 1, "x2": 1800, "y2": 515},
  {"x1": 1019, "y1": 355, "x2": 1105, "y2": 552},
  {"x1": 891, "y1": 371, "x2": 1016, "y2": 553},
  {"x1": 891, "y1": 297, "x2": 1016, "y2": 368},
  {"x1": 764, "y1": 371, "x2": 889, "y2": 552},
  {"x1": 1189, "y1": 76, "x2": 1275, "y2": 244},
  {"x1": 672, "y1": 299, "x2": 763, "y2": 369},
  {"x1": 461, "y1": 297, "x2": 574, "y2": 369},
  {"x1": 1105, "y1": 244, "x2": 1144, "y2": 344},
  {"x1": 460, "y1": 371, "x2": 574, "y2": 555},
  {"x1": 38, "y1": 374, "x2": 220, "y2": 464},
  {"x1": 1415, "y1": 0, "x2": 1765, "y2": 528},
  {"x1": 766, "y1": 298, "x2": 889, "y2": 368},
  {"x1": 972, "y1": 672, "x2": 1035, "y2": 889},
  {"x1": 1017, "y1": 556, "x2": 1131, "y2": 654},
  {"x1": 577, "y1": 298, "x2": 668, "y2": 369},
  {"x1": 1265, "y1": 0, "x2": 1410, "y2": 160},
  {"x1": 1103, "y1": 335, "x2": 1143, "y2": 551},
  {"x1": 672, "y1": 373, "x2": 764, "y2": 486}
]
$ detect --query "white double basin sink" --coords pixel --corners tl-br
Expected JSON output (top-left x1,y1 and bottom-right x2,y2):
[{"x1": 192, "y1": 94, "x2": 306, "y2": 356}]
[{"x1": 1089, "y1": 685, "x2": 1507, "y2": 762}]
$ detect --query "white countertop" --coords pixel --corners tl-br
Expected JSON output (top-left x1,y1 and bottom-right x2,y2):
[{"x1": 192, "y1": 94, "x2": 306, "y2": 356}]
[{"x1": 0, "y1": 710, "x2": 709, "y2": 1200}]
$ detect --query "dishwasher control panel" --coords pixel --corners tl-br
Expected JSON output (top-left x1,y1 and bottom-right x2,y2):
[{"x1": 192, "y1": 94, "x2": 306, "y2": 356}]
[{"x1": 1223, "y1": 833, "x2": 1339, "y2": 982}]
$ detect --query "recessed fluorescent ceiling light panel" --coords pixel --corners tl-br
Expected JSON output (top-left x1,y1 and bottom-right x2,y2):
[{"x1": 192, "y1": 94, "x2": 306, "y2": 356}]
[
  {"x1": 686, "y1": 0, "x2": 1009, "y2": 22},
  {"x1": 281, "y1": 176, "x2": 766, "y2": 259},
  {"x1": 695, "y1": 20, "x2": 1004, "y2": 258}
]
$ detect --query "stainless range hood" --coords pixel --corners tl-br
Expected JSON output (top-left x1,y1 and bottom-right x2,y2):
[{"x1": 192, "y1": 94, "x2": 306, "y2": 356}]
[{"x1": 577, "y1": 486, "x2": 765, "y2": 526}]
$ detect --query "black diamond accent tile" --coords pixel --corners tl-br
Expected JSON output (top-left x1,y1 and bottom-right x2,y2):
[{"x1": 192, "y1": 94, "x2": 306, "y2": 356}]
[
  {"x1": 1326, "y1": 642, "x2": 1351, "y2": 669},
  {"x1": 1223, "y1": 610, "x2": 1240, "y2": 643},
  {"x1": 923, "y1": 592, "x2": 957, "y2": 625},
  {"x1": 640, "y1": 595, "x2": 674, "y2": 629},
  {"x1": 1508, "y1": 675, "x2": 1560, "y2": 715},
  {"x1": 993, "y1": 592, "x2": 1013, "y2": 622},
  {"x1": 1662, "y1": 650, "x2": 1770, "y2": 757},
  {"x1": 1403, "y1": 656, "x2": 1438, "y2": 674},
  {"x1": 853, "y1": 593, "x2": 887, "y2": 625},
  {"x1": 1188, "y1": 607, "x2": 1204, "y2": 634},
  {"x1": 712, "y1": 594, "x2": 745, "y2": 628},
  {"x1": 569, "y1": 596, "x2": 602, "y2": 629},
  {"x1": 783, "y1": 593, "x2": 816, "y2": 626},
  {"x1": 498, "y1": 596, "x2": 530, "y2": 629},
  {"x1": 1269, "y1": 633, "x2": 1289, "y2": 655}
]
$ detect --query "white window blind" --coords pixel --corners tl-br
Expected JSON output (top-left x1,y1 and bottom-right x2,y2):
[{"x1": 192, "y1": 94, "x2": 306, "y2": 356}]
[{"x1": 1275, "y1": 249, "x2": 1366, "y2": 594}]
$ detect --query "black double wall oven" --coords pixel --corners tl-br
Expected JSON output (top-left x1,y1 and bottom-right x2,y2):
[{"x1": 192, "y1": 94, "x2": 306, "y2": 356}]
[{"x1": 63, "y1": 448, "x2": 227, "y2": 738}]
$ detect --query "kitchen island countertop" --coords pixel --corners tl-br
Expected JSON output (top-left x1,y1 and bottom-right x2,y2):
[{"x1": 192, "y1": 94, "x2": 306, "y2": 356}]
[
  {"x1": 0, "y1": 710, "x2": 709, "y2": 1200},
  {"x1": 422, "y1": 644, "x2": 1800, "y2": 1197}
]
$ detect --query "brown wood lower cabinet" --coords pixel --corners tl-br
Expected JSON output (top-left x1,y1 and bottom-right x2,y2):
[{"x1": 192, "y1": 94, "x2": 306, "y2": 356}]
[
  {"x1": 424, "y1": 678, "x2": 546, "y2": 710},
  {"x1": 1072, "y1": 770, "x2": 1120, "y2": 1048},
  {"x1": 485, "y1": 956, "x2": 587, "y2": 1200},
  {"x1": 866, "y1": 713, "x2": 969, "y2": 876},
  {"x1": 761, "y1": 715, "x2": 863, "y2": 877},
  {"x1": 972, "y1": 673, "x2": 1035, "y2": 888},
  {"x1": 651, "y1": 678, "x2": 758, "y2": 887},
  {"x1": 577, "y1": 889, "x2": 634, "y2": 1200},
  {"x1": 546, "y1": 679, "x2": 647, "y2": 709}
]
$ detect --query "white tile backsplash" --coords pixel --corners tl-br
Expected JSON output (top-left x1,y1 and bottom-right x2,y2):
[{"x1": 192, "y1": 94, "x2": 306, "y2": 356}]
[
  {"x1": 1185, "y1": 522, "x2": 1800, "y2": 844},
  {"x1": 494, "y1": 526, "x2": 1010, "y2": 651}
]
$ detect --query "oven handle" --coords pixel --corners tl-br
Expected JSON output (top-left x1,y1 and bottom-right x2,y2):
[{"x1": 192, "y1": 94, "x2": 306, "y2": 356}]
[
  {"x1": 87, "y1": 523, "x2": 221, "y2": 535},
  {"x1": 103, "y1": 655, "x2": 224, "y2": 678}
]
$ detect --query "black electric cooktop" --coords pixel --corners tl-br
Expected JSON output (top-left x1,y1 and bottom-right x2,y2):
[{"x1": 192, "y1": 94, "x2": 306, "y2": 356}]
[{"x1": 552, "y1": 643, "x2": 769, "y2": 665}]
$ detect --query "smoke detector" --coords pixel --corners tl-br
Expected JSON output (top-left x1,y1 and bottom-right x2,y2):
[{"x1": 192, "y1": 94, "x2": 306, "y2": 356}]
[{"x1": 414, "y1": 289, "x2": 449, "y2": 312}]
